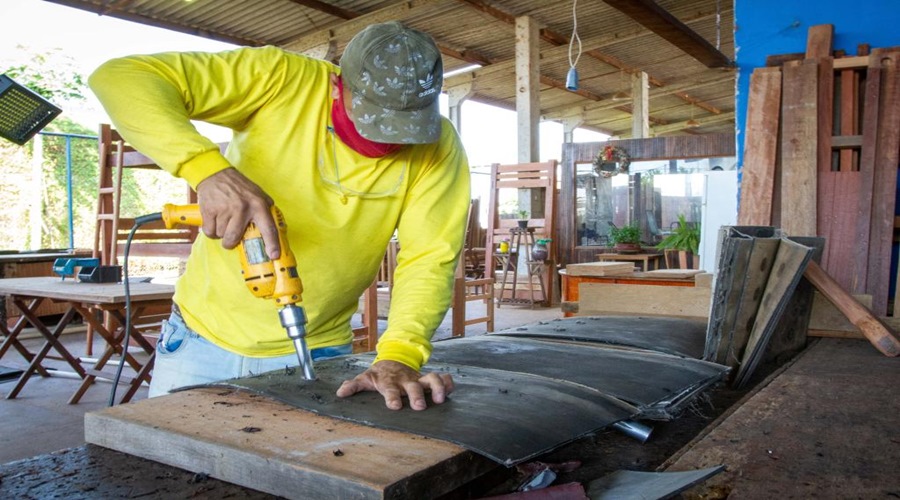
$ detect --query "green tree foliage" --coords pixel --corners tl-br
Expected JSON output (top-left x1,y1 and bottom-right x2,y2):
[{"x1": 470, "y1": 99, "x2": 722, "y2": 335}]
[{"x1": 1, "y1": 47, "x2": 95, "y2": 249}]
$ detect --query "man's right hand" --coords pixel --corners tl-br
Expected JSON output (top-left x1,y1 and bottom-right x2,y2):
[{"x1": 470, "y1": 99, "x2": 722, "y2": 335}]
[{"x1": 195, "y1": 167, "x2": 281, "y2": 259}]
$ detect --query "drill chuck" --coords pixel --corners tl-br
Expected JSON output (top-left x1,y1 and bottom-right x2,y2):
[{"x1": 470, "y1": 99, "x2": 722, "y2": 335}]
[{"x1": 279, "y1": 305, "x2": 315, "y2": 380}]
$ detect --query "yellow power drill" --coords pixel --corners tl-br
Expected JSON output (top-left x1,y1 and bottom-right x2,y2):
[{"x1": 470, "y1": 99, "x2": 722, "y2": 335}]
[{"x1": 160, "y1": 203, "x2": 315, "y2": 380}]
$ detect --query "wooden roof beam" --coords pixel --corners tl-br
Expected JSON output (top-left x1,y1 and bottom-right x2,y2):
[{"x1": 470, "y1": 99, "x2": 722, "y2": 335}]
[
  {"x1": 602, "y1": 0, "x2": 733, "y2": 68},
  {"x1": 286, "y1": 0, "x2": 360, "y2": 20}
]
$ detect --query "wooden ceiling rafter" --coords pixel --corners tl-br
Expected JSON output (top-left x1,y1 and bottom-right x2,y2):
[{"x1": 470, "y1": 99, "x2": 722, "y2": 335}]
[
  {"x1": 285, "y1": 0, "x2": 360, "y2": 20},
  {"x1": 602, "y1": 0, "x2": 733, "y2": 68}
]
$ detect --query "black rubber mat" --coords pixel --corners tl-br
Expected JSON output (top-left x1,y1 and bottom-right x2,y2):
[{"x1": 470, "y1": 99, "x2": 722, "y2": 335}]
[
  {"x1": 430, "y1": 336, "x2": 729, "y2": 420},
  {"x1": 490, "y1": 316, "x2": 708, "y2": 359},
  {"x1": 194, "y1": 355, "x2": 637, "y2": 466}
]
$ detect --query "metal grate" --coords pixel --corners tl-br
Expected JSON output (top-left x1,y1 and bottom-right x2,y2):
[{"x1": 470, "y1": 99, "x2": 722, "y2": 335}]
[{"x1": 0, "y1": 74, "x2": 62, "y2": 145}]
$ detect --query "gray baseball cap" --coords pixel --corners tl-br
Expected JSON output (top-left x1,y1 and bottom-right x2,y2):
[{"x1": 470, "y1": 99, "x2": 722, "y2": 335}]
[{"x1": 340, "y1": 21, "x2": 443, "y2": 144}]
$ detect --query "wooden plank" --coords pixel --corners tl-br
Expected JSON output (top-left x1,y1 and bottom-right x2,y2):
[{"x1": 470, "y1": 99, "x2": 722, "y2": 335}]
[
  {"x1": 642, "y1": 269, "x2": 702, "y2": 279},
  {"x1": 804, "y1": 24, "x2": 833, "y2": 59},
  {"x1": 577, "y1": 282, "x2": 710, "y2": 319},
  {"x1": 780, "y1": 60, "x2": 819, "y2": 236},
  {"x1": 833, "y1": 55, "x2": 870, "y2": 70},
  {"x1": 831, "y1": 135, "x2": 863, "y2": 148},
  {"x1": 565, "y1": 262, "x2": 634, "y2": 277},
  {"x1": 815, "y1": 55, "x2": 837, "y2": 273},
  {"x1": 851, "y1": 64, "x2": 882, "y2": 293},
  {"x1": 738, "y1": 67, "x2": 782, "y2": 225},
  {"x1": 867, "y1": 48, "x2": 900, "y2": 315},
  {"x1": 804, "y1": 260, "x2": 900, "y2": 356},
  {"x1": 85, "y1": 388, "x2": 494, "y2": 500}
]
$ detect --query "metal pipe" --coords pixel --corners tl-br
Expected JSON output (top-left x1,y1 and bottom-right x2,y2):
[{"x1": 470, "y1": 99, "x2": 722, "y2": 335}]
[{"x1": 612, "y1": 420, "x2": 653, "y2": 443}]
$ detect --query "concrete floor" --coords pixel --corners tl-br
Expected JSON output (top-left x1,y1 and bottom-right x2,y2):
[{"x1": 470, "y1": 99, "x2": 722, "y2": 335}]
[{"x1": 0, "y1": 299, "x2": 561, "y2": 465}]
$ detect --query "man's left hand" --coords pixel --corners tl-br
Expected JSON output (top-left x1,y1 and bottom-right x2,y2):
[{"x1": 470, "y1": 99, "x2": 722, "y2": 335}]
[{"x1": 335, "y1": 360, "x2": 454, "y2": 411}]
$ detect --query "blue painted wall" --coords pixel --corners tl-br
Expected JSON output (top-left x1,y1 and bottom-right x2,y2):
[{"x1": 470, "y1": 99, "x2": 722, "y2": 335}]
[{"x1": 734, "y1": 0, "x2": 900, "y2": 166}]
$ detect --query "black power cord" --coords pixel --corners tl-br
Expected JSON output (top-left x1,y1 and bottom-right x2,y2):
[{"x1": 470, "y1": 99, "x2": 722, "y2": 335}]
[{"x1": 108, "y1": 211, "x2": 163, "y2": 407}]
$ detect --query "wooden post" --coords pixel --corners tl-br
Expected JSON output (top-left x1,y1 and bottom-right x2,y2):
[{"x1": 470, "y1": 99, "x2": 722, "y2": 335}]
[{"x1": 515, "y1": 15, "x2": 540, "y2": 163}]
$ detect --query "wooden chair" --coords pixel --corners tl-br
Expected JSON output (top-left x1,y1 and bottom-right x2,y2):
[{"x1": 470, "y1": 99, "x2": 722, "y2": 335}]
[
  {"x1": 450, "y1": 200, "x2": 494, "y2": 337},
  {"x1": 87, "y1": 124, "x2": 199, "y2": 355},
  {"x1": 485, "y1": 161, "x2": 558, "y2": 306},
  {"x1": 351, "y1": 240, "x2": 399, "y2": 353}
]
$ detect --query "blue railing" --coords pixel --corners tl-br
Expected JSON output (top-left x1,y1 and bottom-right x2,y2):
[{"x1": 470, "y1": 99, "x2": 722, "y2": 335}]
[{"x1": 39, "y1": 131, "x2": 98, "y2": 250}]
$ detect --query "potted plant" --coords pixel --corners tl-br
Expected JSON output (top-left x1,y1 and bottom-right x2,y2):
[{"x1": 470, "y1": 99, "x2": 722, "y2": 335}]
[
  {"x1": 532, "y1": 238, "x2": 551, "y2": 261},
  {"x1": 656, "y1": 214, "x2": 700, "y2": 269},
  {"x1": 608, "y1": 223, "x2": 642, "y2": 254},
  {"x1": 517, "y1": 209, "x2": 529, "y2": 228}
]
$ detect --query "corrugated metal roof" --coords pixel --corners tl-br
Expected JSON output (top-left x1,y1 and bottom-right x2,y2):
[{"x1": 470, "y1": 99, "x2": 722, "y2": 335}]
[{"x1": 44, "y1": 0, "x2": 736, "y2": 138}]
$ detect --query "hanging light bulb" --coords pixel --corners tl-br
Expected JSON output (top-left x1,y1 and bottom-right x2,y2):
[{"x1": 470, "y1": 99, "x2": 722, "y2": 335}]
[
  {"x1": 566, "y1": 67, "x2": 579, "y2": 91},
  {"x1": 566, "y1": 0, "x2": 581, "y2": 91}
]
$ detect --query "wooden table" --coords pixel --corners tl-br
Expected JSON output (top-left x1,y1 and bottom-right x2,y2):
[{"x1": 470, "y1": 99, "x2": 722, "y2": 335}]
[
  {"x1": 0, "y1": 277, "x2": 174, "y2": 404},
  {"x1": 596, "y1": 252, "x2": 667, "y2": 271}
]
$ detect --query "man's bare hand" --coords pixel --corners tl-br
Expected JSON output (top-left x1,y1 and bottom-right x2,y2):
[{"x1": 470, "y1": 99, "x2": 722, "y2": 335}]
[
  {"x1": 336, "y1": 360, "x2": 454, "y2": 411},
  {"x1": 195, "y1": 167, "x2": 280, "y2": 259}
]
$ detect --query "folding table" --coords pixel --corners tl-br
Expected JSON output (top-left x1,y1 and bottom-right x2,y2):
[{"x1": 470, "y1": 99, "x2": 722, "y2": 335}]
[{"x1": 0, "y1": 277, "x2": 174, "y2": 404}]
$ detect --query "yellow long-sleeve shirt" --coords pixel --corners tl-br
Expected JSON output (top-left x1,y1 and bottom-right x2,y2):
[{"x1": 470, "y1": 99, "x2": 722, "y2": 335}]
[{"x1": 89, "y1": 46, "x2": 470, "y2": 371}]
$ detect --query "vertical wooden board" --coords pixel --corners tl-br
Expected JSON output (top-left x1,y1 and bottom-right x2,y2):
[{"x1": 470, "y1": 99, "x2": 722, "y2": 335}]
[
  {"x1": 738, "y1": 67, "x2": 782, "y2": 226},
  {"x1": 780, "y1": 60, "x2": 819, "y2": 236},
  {"x1": 815, "y1": 58, "x2": 837, "y2": 273},
  {"x1": 867, "y1": 49, "x2": 900, "y2": 315},
  {"x1": 805, "y1": 24, "x2": 834, "y2": 59},
  {"x1": 821, "y1": 170, "x2": 863, "y2": 290},
  {"x1": 852, "y1": 65, "x2": 882, "y2": 293}
]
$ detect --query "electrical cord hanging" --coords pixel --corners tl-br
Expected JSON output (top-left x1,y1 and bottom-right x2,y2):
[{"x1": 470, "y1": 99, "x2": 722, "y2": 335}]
[
  {"x1": 566, "y1": 0, "x2": 582, "y2": 90},
  {"x1": 108, "y1": 211, "x2": 163, "y2": 407}
]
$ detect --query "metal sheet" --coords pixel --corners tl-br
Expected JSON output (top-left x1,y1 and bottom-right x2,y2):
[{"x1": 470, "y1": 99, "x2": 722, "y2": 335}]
[
  {"x1": 587, "y1": 466, "x2": 725, "y2": 499},
  {"x1": 193, "y1": 355, "x2": 637, "y2": 467},
  {"x1": 430, "y1": 336, "x2": 729, "y2": 420},
  {"x1": 489, "y1": 316, "x2": 708, "y2": 359}
]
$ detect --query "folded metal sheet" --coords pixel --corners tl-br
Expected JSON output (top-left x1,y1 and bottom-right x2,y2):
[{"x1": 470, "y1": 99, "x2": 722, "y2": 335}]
[
  {"x1": 430, "y1": 336, "x2": 729, "y2": 420},
  {"x1": 489, "y1": 316, "x2": 708, "y2": 359},
  {"x1": 587, "y1": 466, "x2": 725, "y2": 499},
  {"x1": 195, "y1": 355, "x2": 637, "y2": 467}
]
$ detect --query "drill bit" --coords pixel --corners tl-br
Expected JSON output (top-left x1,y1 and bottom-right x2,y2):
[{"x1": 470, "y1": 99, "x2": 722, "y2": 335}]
[{"x1": 279, "y1": 304, "x2": 315, "y2": 380}]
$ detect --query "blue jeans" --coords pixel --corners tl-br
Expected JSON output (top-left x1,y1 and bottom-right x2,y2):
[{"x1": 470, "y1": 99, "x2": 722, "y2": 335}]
[{"x1": 149, "y1": 310, "x2": 351, "y2": 397}]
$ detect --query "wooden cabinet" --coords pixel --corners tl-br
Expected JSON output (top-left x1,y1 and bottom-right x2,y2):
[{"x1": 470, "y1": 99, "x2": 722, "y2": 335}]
[
  {"x1": 559, "y1": 269, "x2": 711, "y2": 319},
  {"x1": 1, "y1": 251, "x2": 91, "y2": 323}
]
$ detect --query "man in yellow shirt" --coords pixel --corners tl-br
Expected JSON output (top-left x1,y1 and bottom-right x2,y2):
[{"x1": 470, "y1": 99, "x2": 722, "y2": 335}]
[{"x1": 89, "y1": 22, "x2": 470, "y2": 411}]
